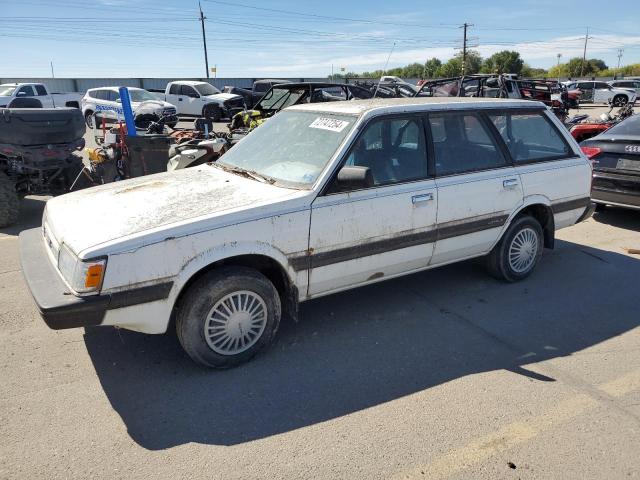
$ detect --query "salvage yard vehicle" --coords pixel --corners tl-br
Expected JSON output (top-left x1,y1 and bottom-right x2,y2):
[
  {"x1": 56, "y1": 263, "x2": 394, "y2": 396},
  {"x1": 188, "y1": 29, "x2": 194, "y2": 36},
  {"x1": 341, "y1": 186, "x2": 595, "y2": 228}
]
[
  {"x1": 156, "y1": 81, "x2": 244, "y2": 121},
  {"x1": 81, "y1": 87, "x2": 178, "y2": 129},
  {"x1": 570, "y1": 101, "x2": 635, "y2": 142},
  {"x1": 0, "y1": 107, "x2": 85, "y2": 227},
  {"x1": 608, "y1": 79, "x2": 640, "y2": 95},
  {"x1": 229, "y1": 82, "x2": 373, "y2": 131},
  {"x1": 224, "y1": 79, "x2": 291, "y2": 109},
  {"x1": 20, "y1": 97, "x2": 594, "y2": 368},
  {"x1": 563, "y1": 80, "x2": 637, "y2": 106},
  {"x1": 0, "y1": 83, "x2": 82, "y2": 109},
  {"x1": 580, "y1": 113, "x2": 640, "y2": 210}
]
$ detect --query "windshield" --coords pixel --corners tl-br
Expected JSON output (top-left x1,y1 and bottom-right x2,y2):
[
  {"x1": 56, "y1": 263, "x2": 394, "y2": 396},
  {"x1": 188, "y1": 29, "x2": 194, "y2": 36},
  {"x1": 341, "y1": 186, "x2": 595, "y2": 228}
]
[
  {"x1": 257, "y1": 87, "x2": 308, "y2": 111},
  {"x1": 195, "y1": 83, "x2": 221, "y2": 96},
  {"x1": 0, "y1": 85, "x2": 17, "y2": 96},
  {"x1": 128, "y1": 89, "x2": 156, "y2": 102},
  {"x1": 217, "y1": 110, "x2": 356, "y2": 188}
]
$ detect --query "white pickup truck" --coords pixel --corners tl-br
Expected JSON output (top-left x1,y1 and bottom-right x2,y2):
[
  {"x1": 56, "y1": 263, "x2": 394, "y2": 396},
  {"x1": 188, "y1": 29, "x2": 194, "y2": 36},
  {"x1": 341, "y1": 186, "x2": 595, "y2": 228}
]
[
  {"x1": 153, "y1": 81, "x2": 244, "y2": 121},
  {"x1": 0, "y1": 83, "x2": 82, "y2": 109},
  {"x1": 20, "y1": 97, "x2": 594, "y2": 369}
]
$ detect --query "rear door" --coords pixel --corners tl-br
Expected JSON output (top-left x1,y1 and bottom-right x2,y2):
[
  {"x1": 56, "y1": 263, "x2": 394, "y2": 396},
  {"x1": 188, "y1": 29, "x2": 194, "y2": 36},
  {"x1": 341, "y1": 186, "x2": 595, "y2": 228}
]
[
  {"x1": 308, "y1": 114, "x2": 437, "y2": 296},
  {"x1": 487, "y1": 109, "x2": 590, "y2": 229},
  {"x1": 429, "y1": 111, "x2": 523, "y2": 265},
  {"x1": 593, "y1": 82, "x2": 614, "y2": 103},
  {"x1": 34, "y1": 84, "x2": 54, "y2": 107}
]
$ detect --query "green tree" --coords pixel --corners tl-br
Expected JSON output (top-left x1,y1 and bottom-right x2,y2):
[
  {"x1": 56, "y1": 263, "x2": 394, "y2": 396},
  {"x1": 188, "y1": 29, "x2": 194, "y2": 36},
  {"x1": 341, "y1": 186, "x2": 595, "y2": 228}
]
[
  {"x1": 436, "y1": 51, "x2": 482, "y2": 77},
  {"x1": 481, "y1": 50, "x2": 524, "y2": 74},
  {"x1": 521, "y1": 63, "x2": 548, "y2": 78},
  {"x1": 422, "y1": 58, "x2": 442, "y2": 78}
]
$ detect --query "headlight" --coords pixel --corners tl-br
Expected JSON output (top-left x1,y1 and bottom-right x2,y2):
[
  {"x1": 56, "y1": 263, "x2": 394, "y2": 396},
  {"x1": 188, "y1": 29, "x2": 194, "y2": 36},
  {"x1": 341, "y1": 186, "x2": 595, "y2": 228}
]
[{"x1": 58, "y1": 244, "x2": 107, "y2": 294}]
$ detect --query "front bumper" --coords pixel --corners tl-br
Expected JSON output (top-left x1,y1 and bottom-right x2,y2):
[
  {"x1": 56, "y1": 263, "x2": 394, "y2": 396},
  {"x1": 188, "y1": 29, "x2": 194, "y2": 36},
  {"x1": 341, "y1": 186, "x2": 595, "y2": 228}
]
[
  {"x1": 19, "y1": 228, "x2": 108, "y2": 329},
  {"x1": 19, "y1": 228, "x2": 174, "y2": 330},
  {"x1": 592, "y1": 170, "x2": 640, "y2": 210}
]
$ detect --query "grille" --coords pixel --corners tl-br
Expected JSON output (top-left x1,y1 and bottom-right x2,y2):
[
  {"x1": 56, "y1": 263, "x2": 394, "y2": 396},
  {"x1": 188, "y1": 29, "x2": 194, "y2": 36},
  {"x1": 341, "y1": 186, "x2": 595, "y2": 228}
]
[
  {"x1": 163, "y1": 107, "x2": 177, "y2": 116},
  {"x1": 224, "y1": 97, "x2": 245, "y2": 110}
]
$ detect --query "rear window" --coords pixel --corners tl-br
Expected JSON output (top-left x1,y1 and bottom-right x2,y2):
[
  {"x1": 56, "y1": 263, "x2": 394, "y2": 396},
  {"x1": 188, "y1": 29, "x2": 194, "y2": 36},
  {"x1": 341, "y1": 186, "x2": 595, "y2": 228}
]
[
  {"x1": 488, "y1": 112, "x2": 571, "y2": 163},
  {"x1": 601, "y1": 114, "x2": 640, "y2": 136},
  {"x1": 35, "y1": 85, "x2": 47, "y2": 96}
]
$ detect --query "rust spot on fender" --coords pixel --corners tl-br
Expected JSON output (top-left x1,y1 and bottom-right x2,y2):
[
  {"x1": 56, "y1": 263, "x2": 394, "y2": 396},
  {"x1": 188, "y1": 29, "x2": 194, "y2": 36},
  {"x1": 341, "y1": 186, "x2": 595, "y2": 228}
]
[{"x1": 368, "y1": 272, "x2": 384, "y2": 281}]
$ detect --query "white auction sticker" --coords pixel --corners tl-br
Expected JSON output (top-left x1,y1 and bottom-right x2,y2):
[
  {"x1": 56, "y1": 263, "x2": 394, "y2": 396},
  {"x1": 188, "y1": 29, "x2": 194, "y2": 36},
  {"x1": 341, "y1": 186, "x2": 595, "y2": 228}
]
[{"x1": 309, "y1": 117, "x2": 350, "y2": 132}]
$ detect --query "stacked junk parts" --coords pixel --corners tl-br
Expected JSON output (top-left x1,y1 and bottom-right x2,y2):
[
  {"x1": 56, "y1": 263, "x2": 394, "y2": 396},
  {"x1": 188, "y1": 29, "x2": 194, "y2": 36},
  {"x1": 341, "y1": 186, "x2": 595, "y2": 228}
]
[{"x1": 0, "y1": 76, "x2": 633, "y2": 229}]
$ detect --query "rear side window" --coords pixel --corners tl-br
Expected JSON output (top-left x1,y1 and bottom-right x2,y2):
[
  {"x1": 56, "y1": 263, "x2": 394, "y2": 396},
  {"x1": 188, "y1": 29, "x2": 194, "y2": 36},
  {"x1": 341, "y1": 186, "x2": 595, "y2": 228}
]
[
  {"x1": 428, "y1": 113, "x2": 507, "y2": 176},
  {"x1": 35, "y1": 85, "x2": 47, "y2": 96},
  {"x1": 488, "y1": 112, "x2": 571, "y2": 163}
]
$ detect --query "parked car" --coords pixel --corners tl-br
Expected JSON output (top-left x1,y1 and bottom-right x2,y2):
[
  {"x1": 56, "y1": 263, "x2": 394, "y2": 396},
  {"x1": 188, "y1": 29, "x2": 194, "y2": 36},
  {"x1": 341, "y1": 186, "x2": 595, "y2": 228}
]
[
  {"x1": 152, "y1": 81, "x2": 244, "y2": 121},
  {"x1": 0, "y1": 83, "x2": 82, "y2": 109},
  {"x1": 563, "y1": 81, "x2": 636, "y2": 106},
  {"x1": 81, "y1": 87, "x2": 178, "y2": 128},
  {"x1": 20, "y1": 97, "x2": 593, "y2": 368},
  {"x1": 580, "y1": 113, "x2": 640, "y2": 210},
  {"x1": 608, "y1": 79, "x2": 640, "y2": 95},
  {"x1": 224, "y1": 79, "x2": 291, "y2": 109}
]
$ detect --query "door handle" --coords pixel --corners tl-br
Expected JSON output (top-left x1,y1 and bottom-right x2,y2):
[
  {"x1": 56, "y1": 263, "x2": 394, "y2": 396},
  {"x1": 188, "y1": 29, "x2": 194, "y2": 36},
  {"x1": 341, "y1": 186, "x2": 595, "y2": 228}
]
[
  {"x1": 412, "y1": 193, "x2": 434, "y2": 204},
  {"x1": 503, "y1": 179, "x2": 519, "y2": 189},
  {"x1": 178, "y1": 98, "x2": 183, "y2": 101}
]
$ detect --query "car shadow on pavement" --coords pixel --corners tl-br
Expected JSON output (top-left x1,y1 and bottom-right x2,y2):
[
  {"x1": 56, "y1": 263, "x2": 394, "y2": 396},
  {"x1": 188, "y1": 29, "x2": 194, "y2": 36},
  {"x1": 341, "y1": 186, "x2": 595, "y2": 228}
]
[
  {"x1": 593, "y1": 207, "x2": 640, "y2": 232},
  {"x1": 84, "y1": 239, "x2": 640, "y2": 450},
  {"x1": 0, "y1": 196, "x2": 47, "y2": 236}
]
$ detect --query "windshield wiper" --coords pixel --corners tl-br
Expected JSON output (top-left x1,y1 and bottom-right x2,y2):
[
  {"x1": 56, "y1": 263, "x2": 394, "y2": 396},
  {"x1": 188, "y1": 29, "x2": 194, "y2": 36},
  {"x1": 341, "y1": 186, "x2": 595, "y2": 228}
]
[{"x1": 215, "y1": 163, "x2": 275, "y2": 184}]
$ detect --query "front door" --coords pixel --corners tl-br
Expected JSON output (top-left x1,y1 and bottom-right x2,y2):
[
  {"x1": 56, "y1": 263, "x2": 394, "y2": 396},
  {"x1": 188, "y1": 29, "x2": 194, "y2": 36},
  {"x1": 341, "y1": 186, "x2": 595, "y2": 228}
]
[
  {"x1": 429, "y1": 111, "x2": 523, "y2": 265},
  {"x1": 577, "y1": 81, "x2": 595, "y2": 102},
  {"x1": 308, "y1": 115, "x2": 437, "y2": 296},
  {"x1": 180, "y1": 85, "x2": 201, "y2": 115}
]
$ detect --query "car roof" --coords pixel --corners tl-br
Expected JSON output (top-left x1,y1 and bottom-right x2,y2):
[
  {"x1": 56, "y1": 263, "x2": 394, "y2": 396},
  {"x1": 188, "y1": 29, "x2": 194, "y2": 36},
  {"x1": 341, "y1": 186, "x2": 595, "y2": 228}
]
[
  {"x1": 88, "y1": 86, "x2": 143, "y2": 91},
  {"x1": 170, "y1": 80, "x2": 208, "y2": 86},
  {"x1": 288, "y1": 97, "x2": 546, "y2": 116}
]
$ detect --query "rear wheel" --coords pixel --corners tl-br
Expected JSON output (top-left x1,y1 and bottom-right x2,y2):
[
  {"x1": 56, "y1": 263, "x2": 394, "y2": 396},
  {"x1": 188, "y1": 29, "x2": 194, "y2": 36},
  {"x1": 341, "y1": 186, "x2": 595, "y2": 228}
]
[
  {"x1": 0, "y1": 171, "x2": 19, "y2": 228},
  {"x1": 612, "y1": 95, "x2": 628, "y2": 107},
  {"x1": 486, "y1": 215, "x2": 544, "y2": 282},
  {"x1": 176, "y1": 266, "x2": 281, "y2": 368}
]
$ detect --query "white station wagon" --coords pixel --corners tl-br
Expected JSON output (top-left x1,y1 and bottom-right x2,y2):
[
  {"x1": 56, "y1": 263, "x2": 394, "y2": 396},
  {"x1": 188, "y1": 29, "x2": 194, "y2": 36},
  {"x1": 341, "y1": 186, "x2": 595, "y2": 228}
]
[{"x1": 20, "y1": 98, "x2": 594, "y2": 368}]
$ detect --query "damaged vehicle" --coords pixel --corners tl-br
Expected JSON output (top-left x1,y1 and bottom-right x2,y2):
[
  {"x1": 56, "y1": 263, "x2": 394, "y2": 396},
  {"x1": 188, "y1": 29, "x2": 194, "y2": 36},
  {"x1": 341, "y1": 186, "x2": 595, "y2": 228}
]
[
  {"x1": 20, "y1": 97, "x2": 593, "y2": 368},
  {"x1": 229, "y1": 82, "x2": 373, "y2": 131},
  {"x1": 0, "y1": 107, "x2": 85, "y2": 227},
  {"x1": 223, "y1": 79, "x2": 291, "y2": 109}
]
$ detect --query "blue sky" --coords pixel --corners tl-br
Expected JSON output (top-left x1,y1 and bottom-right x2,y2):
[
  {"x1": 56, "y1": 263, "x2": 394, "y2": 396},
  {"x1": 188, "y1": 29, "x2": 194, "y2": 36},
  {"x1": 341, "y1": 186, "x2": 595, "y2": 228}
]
[{"x1": 2, "y1": 0, "x2": 639, "y2": 78}]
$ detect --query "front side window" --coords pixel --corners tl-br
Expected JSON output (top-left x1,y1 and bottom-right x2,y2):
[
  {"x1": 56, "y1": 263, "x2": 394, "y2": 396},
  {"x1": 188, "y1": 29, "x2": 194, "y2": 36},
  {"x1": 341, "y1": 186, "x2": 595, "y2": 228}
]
[
  {"x1": 180, "y1": 85, "x2": 199, "y2": 97},
  {"x1": 428, "y1": 113, "x2": 507, "y2": 176},
  {"x1": 217, "y1": 111, "x2": 355, "y2": 188},
  {"x1": 488, "y1": 111, "x2": 571, "y2": 163},
  {"x1": 169, "y1": 84, "x2": 180, "y2": 95},
  {"x1": 342, "y1": 116, "x2": 428, "y2": 187},
  {"x1": 17, "y1": 86, "x2": 35, "y2": 97},
  {"x1": 194, "y1": 83, "x2": 220, "y2": 96}
]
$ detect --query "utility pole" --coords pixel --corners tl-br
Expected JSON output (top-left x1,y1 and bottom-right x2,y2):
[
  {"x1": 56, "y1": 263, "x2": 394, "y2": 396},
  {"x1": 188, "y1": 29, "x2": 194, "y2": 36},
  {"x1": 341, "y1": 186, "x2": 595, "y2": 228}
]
[
  {"x1": 556, "y1": 53, "x2": 562, "y2": 82},
  {"x1": 457, "y1": 23, "x2": 476, "y2": 75},
  {"x1": 616, "y1": 48, "x2": 624, "y2": 78},
  {"x1": 579, "y1": 27, "x2": 591, "y2": 78},
  {"x1": 199, "y1": 1, "x2": 210, "y2": 79},
  {"x1": 50, "y1": 61, "x2": 55, "y2": 79}
]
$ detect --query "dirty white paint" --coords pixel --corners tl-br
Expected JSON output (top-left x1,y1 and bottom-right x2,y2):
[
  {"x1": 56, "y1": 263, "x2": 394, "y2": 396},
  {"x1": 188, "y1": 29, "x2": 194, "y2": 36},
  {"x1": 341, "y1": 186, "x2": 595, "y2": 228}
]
[{"x1": 39, "y1": 98, "x2": 593, "y2": 334}]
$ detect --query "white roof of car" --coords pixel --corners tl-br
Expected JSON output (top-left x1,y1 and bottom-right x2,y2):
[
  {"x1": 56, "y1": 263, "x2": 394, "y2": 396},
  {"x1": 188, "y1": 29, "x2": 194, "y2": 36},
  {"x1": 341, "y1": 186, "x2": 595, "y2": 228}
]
[
  {"x1": 288, "y1": 97, "x2": 546, "y2": 116},
  {"x1": 88, "y1": 86, "x2": 144, "y2": 92},
  {"x1": 170, "y1": 80, "x2": 207, "y2": 86}
]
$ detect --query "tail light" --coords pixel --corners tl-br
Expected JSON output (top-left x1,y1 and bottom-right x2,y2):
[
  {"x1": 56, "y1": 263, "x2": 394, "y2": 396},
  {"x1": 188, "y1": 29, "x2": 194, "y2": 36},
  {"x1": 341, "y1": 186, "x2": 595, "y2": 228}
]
[{"x1": 581, "y1": 146, "x2": 602, "y2": 160}]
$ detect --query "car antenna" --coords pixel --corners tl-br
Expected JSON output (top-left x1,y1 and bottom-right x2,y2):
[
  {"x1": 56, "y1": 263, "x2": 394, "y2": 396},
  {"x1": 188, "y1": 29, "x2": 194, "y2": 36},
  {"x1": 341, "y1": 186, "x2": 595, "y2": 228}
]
[{"x1": 373, "y1": 41, "x2": 396, "y2": 99}]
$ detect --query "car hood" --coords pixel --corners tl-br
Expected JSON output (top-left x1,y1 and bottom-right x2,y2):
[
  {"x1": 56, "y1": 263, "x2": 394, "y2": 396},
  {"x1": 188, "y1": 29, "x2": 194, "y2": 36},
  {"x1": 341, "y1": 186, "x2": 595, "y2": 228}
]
[
  {"x1": 132, "y1": 100, "x2": 175, "y2": 109},
  {"x1": 44, "y1": 166, "x2": 304, "y2": 257},
  {"x1": 611, "y1": 88, "x2": 637, "y2": 96}
]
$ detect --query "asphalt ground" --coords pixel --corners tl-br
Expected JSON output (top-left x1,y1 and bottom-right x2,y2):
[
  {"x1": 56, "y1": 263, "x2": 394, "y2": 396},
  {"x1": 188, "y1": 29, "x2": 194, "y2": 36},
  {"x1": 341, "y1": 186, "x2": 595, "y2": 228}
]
[{"x1": 1, "y1": 104, "x2": 639, "y2": 480}]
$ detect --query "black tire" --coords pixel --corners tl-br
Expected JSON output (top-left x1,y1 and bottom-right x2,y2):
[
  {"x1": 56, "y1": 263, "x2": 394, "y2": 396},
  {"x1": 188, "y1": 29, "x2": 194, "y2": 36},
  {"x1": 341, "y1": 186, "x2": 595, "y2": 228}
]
[
  {"x1": 166, "y1": 122, "x2": 178, "y2": 129},
  {"x1": 0, "y1": 171, "x2": 19, "y2": 228},
  {"x1": 84, "y1": 111, "x2": 95, "y2": 128},
  {"x1": 134, "y1": 114, "x2": 158, "y2": 129},
  {"x1": 486, "y1": 215, "x2": 544, "y2": 282},
  {"x1": 176, "y1": 266, "x2": 281, "y2": 368},
  {"x1": 594, "y1": 203, "x2": 606, "y2": 212},
  {"x1": 204, "y1": 104, "x2": 222, "y2": 122},
  {"x1": 612, "y1": 95, "x2": 628, "y2": 107}
]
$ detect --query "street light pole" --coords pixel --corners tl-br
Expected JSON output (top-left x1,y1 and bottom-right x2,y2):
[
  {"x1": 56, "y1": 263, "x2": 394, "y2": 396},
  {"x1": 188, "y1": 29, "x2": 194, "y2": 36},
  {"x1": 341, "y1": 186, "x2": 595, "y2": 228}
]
[{"x1": 556, "y1": 53, "x2": 562, "y2": 83}]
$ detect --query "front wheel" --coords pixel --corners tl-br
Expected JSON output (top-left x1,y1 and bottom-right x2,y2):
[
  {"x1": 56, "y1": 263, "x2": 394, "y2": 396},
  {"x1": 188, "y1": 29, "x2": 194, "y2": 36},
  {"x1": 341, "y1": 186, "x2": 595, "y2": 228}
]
[
  {"x1": 612, "y1": 95, "x2": 628, "y2": 107},
  {"x1": 176, "y1": 266, "x2": 281, "y2": 368},
  {"x1": 486, "y1": 215, "x2": 544, "y2": 282},
  {"x1": 84, "y1": 111, "x2": 95, "y2": 128}
]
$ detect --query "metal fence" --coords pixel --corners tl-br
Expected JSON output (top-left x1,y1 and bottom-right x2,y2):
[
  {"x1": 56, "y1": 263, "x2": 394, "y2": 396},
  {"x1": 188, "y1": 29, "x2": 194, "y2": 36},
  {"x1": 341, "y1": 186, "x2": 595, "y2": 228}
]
[{"x1": 0, "y1": 77, "x2": 329, "y2": 93}]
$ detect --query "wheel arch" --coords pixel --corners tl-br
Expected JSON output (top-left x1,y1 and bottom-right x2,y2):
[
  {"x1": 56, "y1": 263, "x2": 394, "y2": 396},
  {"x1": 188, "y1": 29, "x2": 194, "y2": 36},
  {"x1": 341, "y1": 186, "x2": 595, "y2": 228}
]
[
  {"x1": 508, "y1": 198, "x2": 555, "y2": 249},
  {"x1": 171, "y1": 247, "x2": 299, "y2": 327}
]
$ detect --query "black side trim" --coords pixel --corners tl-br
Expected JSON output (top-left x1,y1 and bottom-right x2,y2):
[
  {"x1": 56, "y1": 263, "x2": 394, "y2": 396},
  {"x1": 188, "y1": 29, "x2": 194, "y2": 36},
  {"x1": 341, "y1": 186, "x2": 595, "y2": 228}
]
[
  {"x1": 290, "y1": 213, "x2": 508, "y2": 271},
  {"x1": 551, "y1": 197, "x2": 591, "y2": 214},
  {"x1": 108, "y1": 282, "x2": 174, "y2": 310}
]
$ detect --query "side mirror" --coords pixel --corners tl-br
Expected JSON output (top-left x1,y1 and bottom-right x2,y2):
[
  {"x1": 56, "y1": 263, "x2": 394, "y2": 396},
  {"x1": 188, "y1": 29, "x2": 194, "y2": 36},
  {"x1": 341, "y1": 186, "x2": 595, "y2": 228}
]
[
  {"x1": 17, "y1": 91, "x2": 27, "y2": 97},
  {"x1": 330, "y1": 166, "x2": 373, "y2": 193}
]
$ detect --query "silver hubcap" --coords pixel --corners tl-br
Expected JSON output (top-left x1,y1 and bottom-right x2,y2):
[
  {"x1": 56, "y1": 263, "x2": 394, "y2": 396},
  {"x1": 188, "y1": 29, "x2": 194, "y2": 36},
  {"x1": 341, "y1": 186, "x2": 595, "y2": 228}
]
[
  {"x1": 508, "y1": 227, "x2": 539, "y2": 273},
  {"x1": 204, "y1": 291, "x2": 267, "y2": 355}
]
